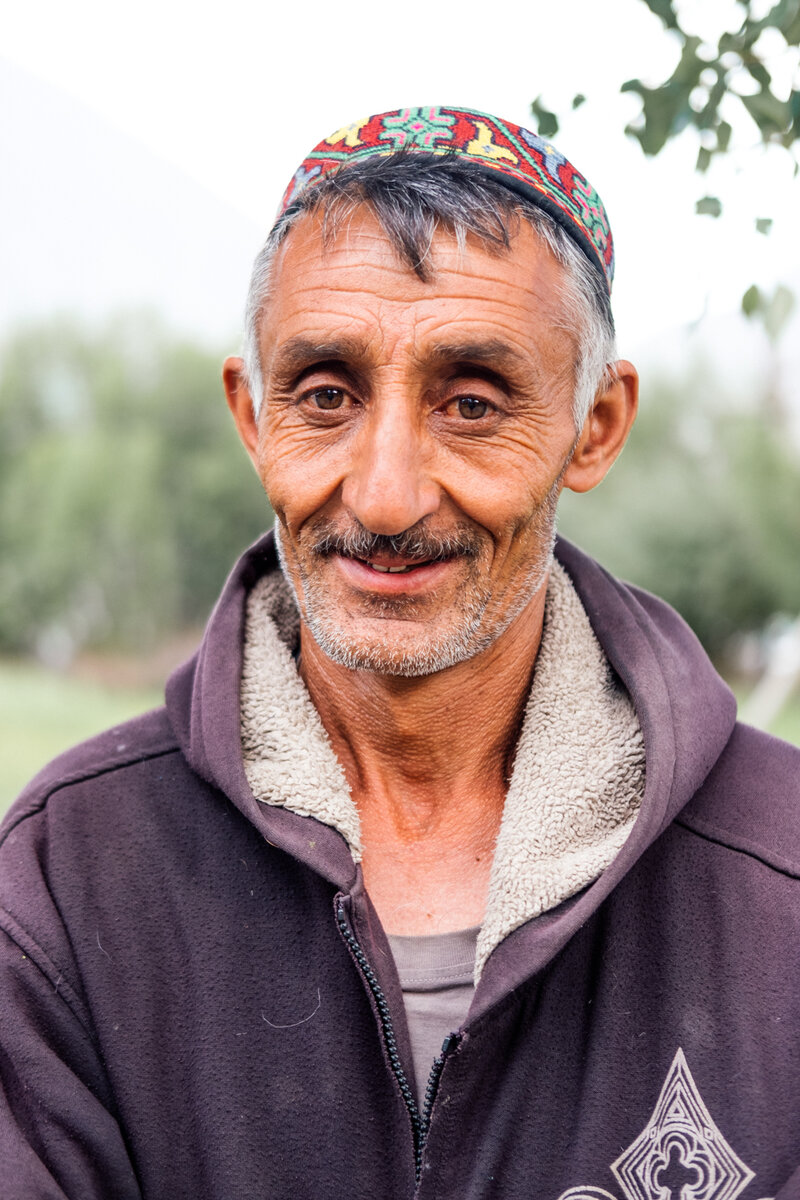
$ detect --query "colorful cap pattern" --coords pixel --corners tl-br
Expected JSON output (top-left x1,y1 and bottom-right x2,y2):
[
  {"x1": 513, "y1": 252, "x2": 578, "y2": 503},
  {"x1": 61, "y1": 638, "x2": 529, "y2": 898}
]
[{"x1": 279, "y1": 105, "x2": 614, "y2": 294}]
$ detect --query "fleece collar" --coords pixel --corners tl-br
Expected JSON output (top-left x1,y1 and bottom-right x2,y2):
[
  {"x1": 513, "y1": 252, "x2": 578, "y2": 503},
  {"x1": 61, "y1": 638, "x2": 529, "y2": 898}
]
[{"x1": 240, "y1": 559, "x2": 645, "y2": 981}]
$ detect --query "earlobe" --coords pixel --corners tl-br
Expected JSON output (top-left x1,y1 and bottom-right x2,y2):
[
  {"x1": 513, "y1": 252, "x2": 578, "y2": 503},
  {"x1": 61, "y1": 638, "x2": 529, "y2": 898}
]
[
  {"x1": 223, "y1": 356, "x2": 260, "y2": 465},
  {"x1": 562, "y1": 360, "x2": 639, "y2": 495}
]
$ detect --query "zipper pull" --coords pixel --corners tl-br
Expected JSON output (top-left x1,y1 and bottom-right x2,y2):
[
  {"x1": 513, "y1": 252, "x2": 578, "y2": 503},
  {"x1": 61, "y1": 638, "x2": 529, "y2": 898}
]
[{"x1": 440, "y1": 1032, "x2": 460, "y2": 1058}]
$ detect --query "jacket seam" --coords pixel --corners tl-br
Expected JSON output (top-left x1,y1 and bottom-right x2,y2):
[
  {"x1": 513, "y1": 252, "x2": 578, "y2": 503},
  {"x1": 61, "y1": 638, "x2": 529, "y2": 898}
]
[
  {"x1": 0, "y1": 909, "x2": 96, "y2": 1041},
  {"x1": 0, "y1": 744, "x2": 181, "y2": 845},
  {"x1": 674, "y1": 815, "x2": 800, "y2": 880},
  {"x1": 461, "y1": 980, "x2": 528, "y2": 1042}
]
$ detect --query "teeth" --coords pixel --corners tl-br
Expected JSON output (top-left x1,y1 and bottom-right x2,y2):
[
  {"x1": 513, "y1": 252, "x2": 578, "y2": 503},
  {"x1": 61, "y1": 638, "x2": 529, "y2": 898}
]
[{"x1": 369, "y1": 563, "x2": 415, "y2": 573}]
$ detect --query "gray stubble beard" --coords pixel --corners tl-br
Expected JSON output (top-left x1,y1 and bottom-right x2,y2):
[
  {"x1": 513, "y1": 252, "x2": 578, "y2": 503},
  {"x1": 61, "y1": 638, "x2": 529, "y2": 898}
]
[{"x1": 273, "y1": 483, "x2": 560, "y2": 678}]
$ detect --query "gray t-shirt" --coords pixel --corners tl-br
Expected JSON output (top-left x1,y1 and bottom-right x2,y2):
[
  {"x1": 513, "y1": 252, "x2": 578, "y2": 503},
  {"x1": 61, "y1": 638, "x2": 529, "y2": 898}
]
[{"x1": 387, "y1": 927, "x2": 478, "y2": 1104}]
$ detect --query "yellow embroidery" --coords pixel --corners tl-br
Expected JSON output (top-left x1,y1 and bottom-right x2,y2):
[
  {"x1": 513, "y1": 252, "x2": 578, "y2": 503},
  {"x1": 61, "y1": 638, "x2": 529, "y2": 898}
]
[
  {"x1": 465, "y1": 121, "x2": 518, "y2": 164},
  {"x1": 325, "y1": 118, "x2": 369, "y2": 148}
]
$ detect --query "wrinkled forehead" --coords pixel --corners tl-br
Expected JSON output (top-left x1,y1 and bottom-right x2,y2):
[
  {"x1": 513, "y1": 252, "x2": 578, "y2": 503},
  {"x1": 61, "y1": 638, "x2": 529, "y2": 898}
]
[
  {"x1": 269, "y1": 203, "x2": 565, "y2": 292},
  {"x1": 260, "y1": 208, "x2": 579, "y2": 382}
]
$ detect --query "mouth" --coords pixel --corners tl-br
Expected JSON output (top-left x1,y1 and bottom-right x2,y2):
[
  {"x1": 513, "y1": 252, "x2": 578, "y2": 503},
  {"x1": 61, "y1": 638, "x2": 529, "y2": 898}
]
[
  {"x1": 357, "y1": 556, "x2": 436, "y2": 575},
  {"x1": 333, "y1": 552, "x2": 456, "y2": 596}
]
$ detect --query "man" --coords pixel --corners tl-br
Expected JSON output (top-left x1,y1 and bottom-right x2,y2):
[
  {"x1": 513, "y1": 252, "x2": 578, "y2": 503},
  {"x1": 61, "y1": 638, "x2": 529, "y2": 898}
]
[{"x1": 1, "y1": 106, "x2": 798, "y2": 1199}]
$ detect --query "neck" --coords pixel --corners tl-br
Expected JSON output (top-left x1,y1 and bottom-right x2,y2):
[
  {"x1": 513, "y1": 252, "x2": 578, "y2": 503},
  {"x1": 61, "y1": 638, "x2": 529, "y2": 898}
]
[
  {"x1": 298, "y1": 583, "x2": 548, "y2": 933},
  {"x1": 300, "y1": 594, "x2": 546, "y2": 791}
]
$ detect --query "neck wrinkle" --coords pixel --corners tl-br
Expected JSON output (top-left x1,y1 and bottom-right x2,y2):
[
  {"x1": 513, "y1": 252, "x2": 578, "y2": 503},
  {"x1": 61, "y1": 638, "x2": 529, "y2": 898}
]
[{"x1": 296, "y1": 589, "x2": 545, "y2": 805}]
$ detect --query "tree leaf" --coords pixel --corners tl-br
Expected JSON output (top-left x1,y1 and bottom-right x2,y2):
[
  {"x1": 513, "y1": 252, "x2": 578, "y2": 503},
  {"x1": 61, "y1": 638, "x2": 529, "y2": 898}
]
[
  {"x1": 719, "y1": 31, "x2": 743, "y2": 54},
  {"x1": 756, "y1": 217, "x2": 774, "y2": 234},
  {"x1": 630, "y1": 84, "x2": 690, "y2": 154},
  {"x1": 741, "y1": 284, "x2": 762, "y2": 316},
  {"x1": 741, "y1": 89, "x2": 792, "y2": 137},
  {"x1": 783, "y1": 7, "x2": 800, "y2": 43},
  {"x1": 671, "y1": 36, "x2": 704, "y2": 86},
  {"x1": 640, "y1": 0, "x2": 680, "y2": 30},
  {"x1": 696, "y1": 195, "x2": 723, "y2": 216},
  {"x1": 696, "y1": 146, "x2": 713, "y2": 171},
  {"x1": 768, "y1": 0, "x2": 800, "y2": 43},
  {"x1": 695, "y1": 72, "x2": 727, "y2": 131},
  {"x1": 764, "y1": 284, "x2": 796, "y2": 341},
  {"x1": 572, "y1": 93, "x2": 586, "y2": 110},
  {"x1": 746, "y1": 60, "x2": 772, "y2": 90},
  {"x1": 530, "y1": 96, "x2": 559, "y2": 138},
  {"x1": 790, "y1": 89, "x2": 800, "y2": 137}
]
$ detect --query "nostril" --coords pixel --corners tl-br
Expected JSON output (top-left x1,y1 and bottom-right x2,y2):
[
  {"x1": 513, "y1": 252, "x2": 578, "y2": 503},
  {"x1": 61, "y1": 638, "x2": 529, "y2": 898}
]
[{"x1": 341, "y1": 472, "x2": 440, "y2": 538}]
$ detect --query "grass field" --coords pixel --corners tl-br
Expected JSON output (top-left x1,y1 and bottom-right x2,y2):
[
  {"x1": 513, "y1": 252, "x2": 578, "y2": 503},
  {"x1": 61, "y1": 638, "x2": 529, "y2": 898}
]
[
  {"x1": 1, "y1": 659, "x2": 798, "y2": 818},
  {"x1": 764, "y1": 693, "x2": 800, "y2": 747},
  {"x1": 0, "y1": 661, "x2": 161, "y2": 815}
]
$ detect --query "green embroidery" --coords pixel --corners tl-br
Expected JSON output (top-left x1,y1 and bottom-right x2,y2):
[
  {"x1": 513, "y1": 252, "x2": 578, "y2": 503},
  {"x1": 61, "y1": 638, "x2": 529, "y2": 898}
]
[{"x1": 379, "y1": 107, "x2": 456, "y2": 150}]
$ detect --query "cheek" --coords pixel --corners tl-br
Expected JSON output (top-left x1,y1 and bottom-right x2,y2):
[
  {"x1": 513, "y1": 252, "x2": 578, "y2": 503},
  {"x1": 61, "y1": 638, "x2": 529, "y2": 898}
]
[
  {"x1": 465, "y1": 487, "x2": 543, "y2": 548},
  {"x1": 437, "y1": 442, "x2": 565, "y2": 542},
  {"x1": 258, "y1": 423, "x2": 345, "y2": 531}
]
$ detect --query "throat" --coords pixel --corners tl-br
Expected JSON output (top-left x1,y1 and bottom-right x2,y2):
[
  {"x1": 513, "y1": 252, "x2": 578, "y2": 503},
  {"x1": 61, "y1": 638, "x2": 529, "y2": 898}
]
[{"x1": 358, "y1": 783, "x2": 502, "y2": 936}]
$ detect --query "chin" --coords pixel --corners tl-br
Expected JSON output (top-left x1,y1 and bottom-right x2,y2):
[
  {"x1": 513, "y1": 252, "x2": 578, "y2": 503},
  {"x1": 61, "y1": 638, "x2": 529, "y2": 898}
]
[
  {"x1": 304, "y1": 613, "x2": 491, "y2": 677},
  {"x1": 304, "y1": 568, "x2": 549, "y2": 677},
  {"x1": 274, "y1": 515, "x2": 556, "y2": 678}
]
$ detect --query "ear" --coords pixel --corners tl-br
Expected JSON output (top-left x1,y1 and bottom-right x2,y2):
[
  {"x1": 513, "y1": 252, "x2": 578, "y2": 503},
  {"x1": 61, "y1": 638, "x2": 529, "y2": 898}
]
[
  {"x1": 562, "y1": 360, "x2": 638, "y2": 495},
  {"x1": 223, "y1": 356, "x2": 260, "y2": 467}
]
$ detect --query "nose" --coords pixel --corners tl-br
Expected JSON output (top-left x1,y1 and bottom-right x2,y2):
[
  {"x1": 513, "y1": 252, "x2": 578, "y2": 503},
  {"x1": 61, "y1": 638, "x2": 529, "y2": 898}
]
[{"x1": 340, "y1": 399, "x2": 440, "y2": 536}]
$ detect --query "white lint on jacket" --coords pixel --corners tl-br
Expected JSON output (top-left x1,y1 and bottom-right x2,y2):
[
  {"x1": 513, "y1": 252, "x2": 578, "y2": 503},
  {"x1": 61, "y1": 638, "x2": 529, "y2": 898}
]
[{"x1": 241, "y1": 560, "x2": 645, "y2": 981}]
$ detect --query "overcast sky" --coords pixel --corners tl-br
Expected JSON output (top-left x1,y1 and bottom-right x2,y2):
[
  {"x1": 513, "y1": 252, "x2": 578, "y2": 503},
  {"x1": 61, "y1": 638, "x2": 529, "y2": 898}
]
[{"x1": 2, "y1": 0, "x2": 799, "y2": 398}]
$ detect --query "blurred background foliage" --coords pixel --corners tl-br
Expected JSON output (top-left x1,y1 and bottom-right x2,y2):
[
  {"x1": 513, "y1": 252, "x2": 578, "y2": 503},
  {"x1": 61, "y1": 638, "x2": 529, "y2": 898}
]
[
  {"x1": 0, "y1": 311, "x2": 270, "y2": 661},
  {"x1": 558, "y1": 368, "x2": 800, "y2": 661}
]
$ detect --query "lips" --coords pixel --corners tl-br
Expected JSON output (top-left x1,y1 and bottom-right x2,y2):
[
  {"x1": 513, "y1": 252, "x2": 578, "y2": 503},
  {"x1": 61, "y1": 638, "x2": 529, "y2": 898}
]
[
  {"x1": 362, "y1": 559, "x2": 433, "y2": 574},
  {"x1": 334, "y1": 553, "x2": 455, "y2": 595}
]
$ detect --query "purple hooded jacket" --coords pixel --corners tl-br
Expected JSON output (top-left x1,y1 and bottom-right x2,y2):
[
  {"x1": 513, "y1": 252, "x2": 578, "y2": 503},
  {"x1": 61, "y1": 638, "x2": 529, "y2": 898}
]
[{"x1": 1, "y1": 534, "x2": 799, "y2": 1199}]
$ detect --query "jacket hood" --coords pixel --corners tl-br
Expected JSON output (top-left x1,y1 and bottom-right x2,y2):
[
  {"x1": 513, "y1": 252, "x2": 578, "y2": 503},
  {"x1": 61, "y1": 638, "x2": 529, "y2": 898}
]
[
  {"x1": 165, "y1": 535, "x2": 359, "y2": 890},
  {"x1": 165, "y1": 532, "x2": 737, "y2": 1001}
]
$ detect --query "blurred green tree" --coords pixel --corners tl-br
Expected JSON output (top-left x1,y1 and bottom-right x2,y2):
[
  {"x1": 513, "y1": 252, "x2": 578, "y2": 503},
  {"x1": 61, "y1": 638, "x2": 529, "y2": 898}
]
[
  {"x1": 0, "y1": 313, "x2": 270, "y2": 658},
  {"x1": 557, "y1": 366, "x2": 800, "y2": 658}
]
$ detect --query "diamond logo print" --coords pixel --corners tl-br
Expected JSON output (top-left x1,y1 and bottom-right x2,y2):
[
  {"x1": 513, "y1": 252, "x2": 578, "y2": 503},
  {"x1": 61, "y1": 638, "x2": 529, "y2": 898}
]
[
  {"x1": 610, "y1": 1049, "x2": 755, "y2": 1200},
  {"x1": 556, "y1": 1049, "x2": 764, "y2": 1200}
]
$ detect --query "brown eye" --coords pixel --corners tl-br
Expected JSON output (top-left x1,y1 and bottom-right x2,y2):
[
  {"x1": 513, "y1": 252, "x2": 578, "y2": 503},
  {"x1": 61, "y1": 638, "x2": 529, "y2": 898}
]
[
  {"x1": 310, "y1": 388, "x2": 346, "y2": 410},
  {"x1": 456, "y1": 397, "x2": 489, "y2": 420}
]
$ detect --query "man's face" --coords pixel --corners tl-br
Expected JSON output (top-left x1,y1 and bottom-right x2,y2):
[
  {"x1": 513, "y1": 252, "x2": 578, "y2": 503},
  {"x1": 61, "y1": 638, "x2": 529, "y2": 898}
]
[{"x1": 250, "y1": 208, "x2": 582, "y2": 676}]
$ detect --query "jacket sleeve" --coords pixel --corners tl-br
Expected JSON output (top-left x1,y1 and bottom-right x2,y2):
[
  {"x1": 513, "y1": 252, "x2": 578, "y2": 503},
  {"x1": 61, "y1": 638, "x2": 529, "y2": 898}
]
[{"x1": 0, "y1": 924, "x2": 142, "y2": 1200}]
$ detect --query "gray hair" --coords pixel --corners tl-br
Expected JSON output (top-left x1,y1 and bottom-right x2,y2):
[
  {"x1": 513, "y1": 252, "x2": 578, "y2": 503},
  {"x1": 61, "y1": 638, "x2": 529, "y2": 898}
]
[{"x1": 242, "y1": 154, "x2": 617, "y2": 430}]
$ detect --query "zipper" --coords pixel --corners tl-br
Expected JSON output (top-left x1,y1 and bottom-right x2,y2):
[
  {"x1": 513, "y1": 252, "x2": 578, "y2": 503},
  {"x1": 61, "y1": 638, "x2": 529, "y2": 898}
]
[
  {"x1": 421, "y1": 1032, "x2": 459, "y2": 1137},
  {"x1": 336, "y1": 901, "x2": 460, "y2": 1183}
]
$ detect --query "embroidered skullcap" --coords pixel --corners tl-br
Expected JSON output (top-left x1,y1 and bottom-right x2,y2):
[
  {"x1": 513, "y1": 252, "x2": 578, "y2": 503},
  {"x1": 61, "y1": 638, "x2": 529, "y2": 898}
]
[{"x1": 279, "y1": 105, "x2": 614, "y2": 296}]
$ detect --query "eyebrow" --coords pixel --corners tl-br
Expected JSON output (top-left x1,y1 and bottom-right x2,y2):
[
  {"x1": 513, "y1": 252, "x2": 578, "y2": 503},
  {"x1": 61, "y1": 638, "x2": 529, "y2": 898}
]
[
  {"x1": 271, "y1": 336, "x2": 371, "y2": 378},
  {"x1": 425, "y1": 339, "x2": 530, "y2": 372},
  {"x1": 424, "y1": 339, "x2": 548, "y2": 397},
  {"x1": 269, "y1": 334, "x2": 540, "y2": 393}
]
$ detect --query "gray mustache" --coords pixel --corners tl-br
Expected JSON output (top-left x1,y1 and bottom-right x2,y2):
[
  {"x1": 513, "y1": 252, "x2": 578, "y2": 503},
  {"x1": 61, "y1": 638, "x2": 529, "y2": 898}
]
[{"x1": 309, "y1": 520, "x2": 484, "y2": 563}]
